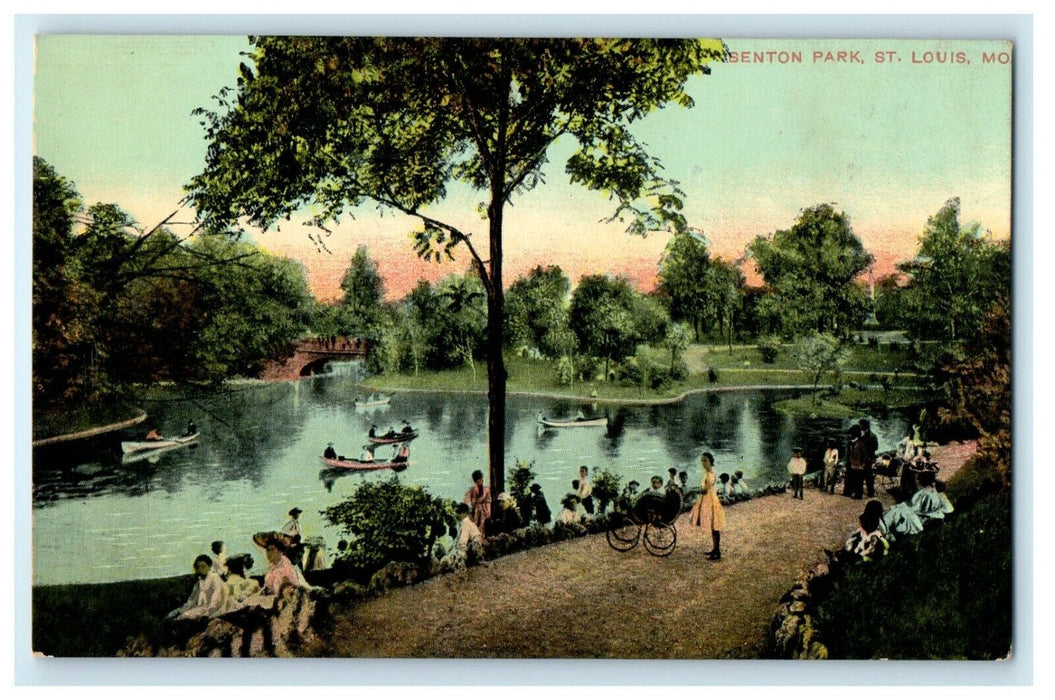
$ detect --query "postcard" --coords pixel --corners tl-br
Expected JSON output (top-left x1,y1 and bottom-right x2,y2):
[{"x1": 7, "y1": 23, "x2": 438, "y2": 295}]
[{"x1": 29, "y1": 33, "x2": 1013, "y2": 665}]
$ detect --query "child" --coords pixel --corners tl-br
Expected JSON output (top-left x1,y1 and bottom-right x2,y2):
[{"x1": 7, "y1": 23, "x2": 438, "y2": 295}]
[
  {"x1": 559, "y1": 494, "x2": 582, "y2": 524},
  {"x1": 822, "y1": 439, "x2": 840, "y2": 494},
  {"x1": 787, "y1": 447, "x2": 807, "y2": 500},
  {"x1": 716, "y1": 473, "x2": 732, "y2": 504},
  {"x1": 731, "y1": 470, "x2": 750, "y2": 501}
]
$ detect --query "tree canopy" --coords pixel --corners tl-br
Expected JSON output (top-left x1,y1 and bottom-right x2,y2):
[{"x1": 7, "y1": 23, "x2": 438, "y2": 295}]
[
  {"x1": 897, "y1": 197, "x2": 1010, "y2": 341},
  {"x1": 186, "y1": 37, "x2": 726, "y2": 493},
  {"x1": 748, "y1": 204, "x2": 872, "y2": 338}
]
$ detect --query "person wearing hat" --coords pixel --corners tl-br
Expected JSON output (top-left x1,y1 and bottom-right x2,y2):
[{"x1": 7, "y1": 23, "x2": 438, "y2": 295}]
[
  {"x1": 485, "y1": 492, "x2": 523, "y2": 536},
  {"x1": 323, "y1": 443, "x2": 337, "y2": 460},
  {"x1": 253, "y1": 532, "x2": 299, "y2": 596},
  {"x1": 528, "y1": 483, "x2": 552, "y2": 525},
  {"x1": 787, "y1": 447, "x2": 807, "y2": 499},
  {"x1": 281, "y1": 508, "x2": 303, "y2": 540},
  {"x1": 281, "y1": 507, "x2": 305, "y2": 568}
]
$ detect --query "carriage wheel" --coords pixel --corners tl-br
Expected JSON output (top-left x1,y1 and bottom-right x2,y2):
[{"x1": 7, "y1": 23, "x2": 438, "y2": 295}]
[
  {"x1": 643, "y1": 521, "x2": 677, "y2": 557},
  {"x1": 606, "y1": 511, "x2": 641, "y2": 552}
]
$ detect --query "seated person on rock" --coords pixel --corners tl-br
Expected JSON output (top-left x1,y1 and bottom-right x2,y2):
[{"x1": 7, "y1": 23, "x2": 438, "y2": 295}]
[
  {"x1": 225, "y1": 554, "x2": 261, "y2": 604},
  {"x1": 166, "y1": 554, "x2": 231, "y2": 621},
  {"x1": 844, "y1": 510, "x2": 890, "y2": 562},
  {"x1": 559, "y1": 494, "x2": 582, "y2": 524}
]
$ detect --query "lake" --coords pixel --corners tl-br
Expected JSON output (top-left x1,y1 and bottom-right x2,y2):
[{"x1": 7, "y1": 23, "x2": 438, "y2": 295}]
[{"x1": 32, "y1": 372, "x2": 915, "y2": 585}]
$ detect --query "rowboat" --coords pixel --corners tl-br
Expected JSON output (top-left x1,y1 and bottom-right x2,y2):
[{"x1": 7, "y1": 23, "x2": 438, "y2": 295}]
[
  {"x1": 368, "y1": 430, "x2": 418, "y2": 445},
  {"x1": 536, "y1": 416, "x2": 608, "y2": 428},
  {"x1": 320, "y1": 456, "x2": 410, "y2": 471},
  {"x1": 354, "y1": 395, "x2": 391, "y2": 408},
  {"x1": 121, "y1": 432, "x2": 200, "y2": 455}
]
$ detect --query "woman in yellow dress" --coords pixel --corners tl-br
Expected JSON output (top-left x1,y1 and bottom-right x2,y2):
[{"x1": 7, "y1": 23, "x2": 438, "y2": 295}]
[{"x1": 690, "y1": 452, "x2": 726, "y2": 560}]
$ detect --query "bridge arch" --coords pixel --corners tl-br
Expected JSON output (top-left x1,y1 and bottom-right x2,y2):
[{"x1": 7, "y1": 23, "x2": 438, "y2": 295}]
[{"x1": 260, "y1": 336, "x2": 369, "y2": 381}]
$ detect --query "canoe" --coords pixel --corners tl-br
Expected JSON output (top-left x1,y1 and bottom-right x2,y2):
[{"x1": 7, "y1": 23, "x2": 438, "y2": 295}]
[
  {"x1": 537, "y1": 416, "x2": 608, "y2": 428},
  {"x1": 121, "y1": 432, "x2": 200, "y2": 455},
  {"x1": 368, "y1": 430, "x2": 418, "y2": 445},
  {"x1": 321, "y1": 456, "x2": 411, "y2": 471}
]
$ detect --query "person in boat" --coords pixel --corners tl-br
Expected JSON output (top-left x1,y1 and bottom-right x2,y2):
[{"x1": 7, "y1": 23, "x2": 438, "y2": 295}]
[
  {"x1": 392, "y1": 443, "x2": 410, "y2": 463},
  {"x1": 324, "y1": 443, "x2": 337, "y2": 460},
  {"x1": 359, "y1": 445, "x2": 376, "y2": 462},
  {"x1": 145, "y1": 426, "x2": 162, "y2": 441},
  {"x1": 575, "y1": 410, "x2": 586, "y2": 421},
  {"x1": 185, "y1": 419, "x2": 197, "y2": 437},
  {"x1": 401, "y1": 422, "x2": 414, "y2": 435},
  {"x1": 368, "y1": 425, "x2": 377, "y2": 438},
  {"x1": 463, "y1": 470, "x2": 491, "y2": 536},
  {"x1": 165, "y1": 554, "x2": 230, "y2": 621}
]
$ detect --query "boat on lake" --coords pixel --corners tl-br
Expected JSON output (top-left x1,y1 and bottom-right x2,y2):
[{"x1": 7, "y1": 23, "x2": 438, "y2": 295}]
[
  {"x1": 120, "y1": 432, "x2": 200, "y2": 455},
  {"x1": 354, "y1": 393, "x2": 392, "y2": 408},
  {"x1": 368, "y1": 430, "x2": 418, "y2": 445},
  {"x1": 320, "y1": 455, "x2": 410, "y2": 471},
  {"x1": 536, "y1": 414, "x2": 608, "y2": 428}
]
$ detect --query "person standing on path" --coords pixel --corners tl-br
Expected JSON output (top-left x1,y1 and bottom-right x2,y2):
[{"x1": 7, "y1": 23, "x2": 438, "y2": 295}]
[
  {"x1": 845, "y1": 424, "x2": 865, "y2": 499},
  {"x1": 689, "y1": 452, "x2": 726, "y2": 560},
  {"x1": 787, "y1": 447, "x2": 807, "y2": 499},
  {"x1": 822, "y1": 439, "x2": 840, "y2": 494},
  {"x1": 858, "y1": 419, "x2": 879, "y2": 498},
  {"x1": 464, "y1": 469, "x2": 491, "y2": 537}
]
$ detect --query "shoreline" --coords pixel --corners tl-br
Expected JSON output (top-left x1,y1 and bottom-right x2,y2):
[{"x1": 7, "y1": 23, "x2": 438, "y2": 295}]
[{"x1": 31, "y1": 409, "x2": 147, "y2": 447}]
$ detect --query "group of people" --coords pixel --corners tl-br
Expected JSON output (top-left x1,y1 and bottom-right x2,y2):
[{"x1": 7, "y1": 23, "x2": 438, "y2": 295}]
[
  {"x1": 841, "y1": 468, "x2": 955, "y2": 563},
  {"x1": 784, "y1": 418, "x2": 882, "y2": 500},
  {"x1": 165, "y1": 507, "x2": 327, "y2": 624}
]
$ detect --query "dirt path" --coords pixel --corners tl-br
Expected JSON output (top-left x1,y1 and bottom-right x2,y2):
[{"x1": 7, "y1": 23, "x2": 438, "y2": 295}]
[{"x1": 307, "y1": 442, "x2": 976, "y2": 659}]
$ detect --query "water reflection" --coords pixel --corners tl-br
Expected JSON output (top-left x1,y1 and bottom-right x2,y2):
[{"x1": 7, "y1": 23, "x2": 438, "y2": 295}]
[{"x1": 32, "y1": 377, "x2": 915, "y2": 585}]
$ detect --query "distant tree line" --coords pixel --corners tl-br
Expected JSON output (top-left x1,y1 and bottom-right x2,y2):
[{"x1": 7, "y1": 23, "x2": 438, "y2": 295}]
[{"x1": 35, "y1": 155, "x2": 1010, "y2": 411}]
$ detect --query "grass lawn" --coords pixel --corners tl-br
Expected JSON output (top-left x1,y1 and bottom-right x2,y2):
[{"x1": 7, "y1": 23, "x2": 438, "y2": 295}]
[
  {"x1": 364, "y1": 346, "x2": 930, "y2": 405},
  {"x1": 683, "y1": 342, "x2": 917, "y2": 375}
]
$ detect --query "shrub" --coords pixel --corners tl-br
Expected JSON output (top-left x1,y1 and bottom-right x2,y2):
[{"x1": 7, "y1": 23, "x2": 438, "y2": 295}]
[
  {"x1": 758, "y1": 335, "x2": 782, "y2": 364},
  {"x1": 814, "y1": 490, "x2": 1010, "y2": 659},
  {"x1": 507, "y1": 458, "x2": 537, "y2": 505},
  {"x1": 555, "y1": 355, "x2": 575, "y2": 387},
  {"x1": 707, "y1": 367, "x2": 719, "y2": 383},
  {"x1": 320, "y1": 476, "x2": 455, "y2": 579},
  {"x1": 867, "y1": 336, "x2": 880, "y2": 349},
  {"x1": 590, "y1": 467, "x2": 622, "y2": 513}
]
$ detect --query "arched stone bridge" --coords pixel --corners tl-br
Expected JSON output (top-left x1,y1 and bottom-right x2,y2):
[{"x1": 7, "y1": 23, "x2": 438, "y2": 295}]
[{"x1": 261, "y1": 337, "x2": 369, "y2": 381}]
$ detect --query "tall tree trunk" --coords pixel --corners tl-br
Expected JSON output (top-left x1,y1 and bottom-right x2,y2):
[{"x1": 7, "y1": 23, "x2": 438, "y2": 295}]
[{"x1": 486, "y1": 185, "x2": 507, "y2": 500}]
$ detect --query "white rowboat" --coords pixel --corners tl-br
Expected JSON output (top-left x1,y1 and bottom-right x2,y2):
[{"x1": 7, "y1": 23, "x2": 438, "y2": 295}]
[{"x1": 121, "y1": 432, "x2": 200, "y2": 455}]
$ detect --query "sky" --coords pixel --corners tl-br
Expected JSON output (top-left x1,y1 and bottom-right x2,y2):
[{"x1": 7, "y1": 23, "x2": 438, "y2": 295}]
[{"x1": 33, "y1": 35, "x2": 1012, "y2": 301}]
